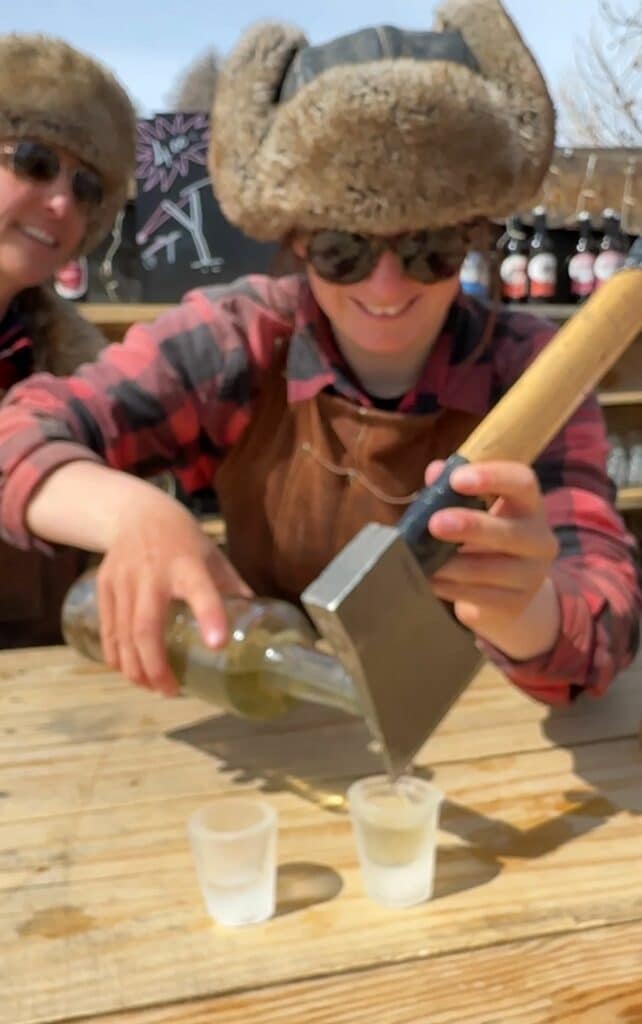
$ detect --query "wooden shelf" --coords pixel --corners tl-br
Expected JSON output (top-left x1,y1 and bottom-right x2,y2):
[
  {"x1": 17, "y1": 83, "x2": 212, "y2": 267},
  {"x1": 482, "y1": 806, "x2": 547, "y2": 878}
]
[
  {"x1": 78, "y1": 303, "x2": 171, "y2": 325},
  {"x1": 616, "y1": 487, "x2": 642, "y2": 512},
  {"x1": 506, "y1": 302, "x2": 577, "y2": 322},
  {"x1": 599, "y1": 390, "x2": 642, "y2": 407}
]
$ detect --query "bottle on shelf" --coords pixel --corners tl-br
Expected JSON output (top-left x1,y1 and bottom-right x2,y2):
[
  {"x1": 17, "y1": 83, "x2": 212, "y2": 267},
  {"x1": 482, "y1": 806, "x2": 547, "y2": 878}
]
[
  {"x1": 566, "y1": 211, "x2": 597, "y2": 303},
  {"x1": 594, "y1": 209, "x2": 628, "y2": 289},
  {"x1": 62, "y1": 569, "x2": 363, "y2": 722},
  {"x1": 527, "y1": 205, "x2": 558, "y2": 303},
  {"x1": 459, "y1": 249, "x2": 490, "y2": 300},
  {"x1": 498, "y1": 216, "x2": 529, "y2": 303}
]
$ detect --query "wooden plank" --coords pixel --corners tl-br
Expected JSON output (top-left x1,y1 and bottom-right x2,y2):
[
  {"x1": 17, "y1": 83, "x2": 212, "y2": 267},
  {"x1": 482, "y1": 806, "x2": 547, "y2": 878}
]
[
  {"x1": 78, "y1": 304, "x2": 172, "y2": 326},
  {"x1": 2, "y1": 731, "x2": 642, "y2": 1023},
  {"x1": 76, "y1": 919, "x2": 642, "y2": 1024},
  {"x1": 617, "y1": 487, "x2": 642, "y2": 511},
  {"x1": 1, "y1": 649, "x2": 640, "y2": 767}
]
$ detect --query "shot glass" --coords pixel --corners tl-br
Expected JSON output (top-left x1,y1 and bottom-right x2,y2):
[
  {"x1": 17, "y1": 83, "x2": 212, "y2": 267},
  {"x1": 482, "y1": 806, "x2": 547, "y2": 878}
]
[
  {"x1": 187, "y1": 797, "x2": 277, "y2": 926},
  {"x1": 347, "y1": 775, "x2": 443, "y2": 908}
]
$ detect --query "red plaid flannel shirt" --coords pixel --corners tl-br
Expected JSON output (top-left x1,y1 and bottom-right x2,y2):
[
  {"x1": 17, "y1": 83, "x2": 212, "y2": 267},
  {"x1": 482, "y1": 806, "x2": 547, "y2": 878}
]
[{"x1": 0, "y1": 275, "x2": 639, "y2": 702}]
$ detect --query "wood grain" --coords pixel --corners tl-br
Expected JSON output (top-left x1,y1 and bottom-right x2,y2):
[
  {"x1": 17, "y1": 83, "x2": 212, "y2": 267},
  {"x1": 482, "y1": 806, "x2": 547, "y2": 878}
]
[
  {"x1": 79, "y1": 919, "x2": 642, "y2": 1024},
  {"x1": 1, "y1": 647, "x2": 641, "y2": 1024}
]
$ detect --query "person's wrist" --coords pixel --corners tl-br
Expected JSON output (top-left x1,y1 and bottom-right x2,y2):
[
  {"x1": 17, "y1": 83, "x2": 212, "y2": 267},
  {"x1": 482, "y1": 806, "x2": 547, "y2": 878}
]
[{"x1": 108, "y1": 478, "x2": 194, "y2": 546}]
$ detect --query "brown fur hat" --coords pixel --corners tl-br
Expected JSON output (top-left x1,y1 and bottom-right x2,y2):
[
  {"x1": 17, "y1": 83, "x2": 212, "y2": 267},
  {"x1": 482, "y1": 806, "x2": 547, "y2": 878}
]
[
  {"x1": 209, "y1": 0, "x2": 555, "y2": 240},
  {"x1": 0, "y1": 34, "x2": 136, "y2": 254}
]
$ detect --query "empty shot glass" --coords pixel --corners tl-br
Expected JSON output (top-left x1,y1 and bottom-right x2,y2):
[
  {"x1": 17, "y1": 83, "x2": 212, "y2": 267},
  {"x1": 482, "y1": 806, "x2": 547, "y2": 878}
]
[
  {"x1": 347, "y1": 775, "x2": 443, "y2": 908},
  {"x1": 187, "y1": 797, "x2": 277, "y2": 926}
]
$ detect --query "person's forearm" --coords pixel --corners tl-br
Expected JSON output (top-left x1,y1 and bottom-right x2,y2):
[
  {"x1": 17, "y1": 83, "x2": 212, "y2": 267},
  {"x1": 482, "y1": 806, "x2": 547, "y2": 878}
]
[{"x1": 26, "y1": 461, "x2": 184, "y2": 552}]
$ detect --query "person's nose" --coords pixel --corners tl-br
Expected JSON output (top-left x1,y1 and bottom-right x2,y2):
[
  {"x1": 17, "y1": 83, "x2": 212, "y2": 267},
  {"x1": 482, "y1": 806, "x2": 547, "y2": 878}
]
[
  {"x1": 40, "y1": 172, "x2": 76, "y2": 218},
  {"x1": 364, "y1": 247, "x2": 409, "y2": 294}
]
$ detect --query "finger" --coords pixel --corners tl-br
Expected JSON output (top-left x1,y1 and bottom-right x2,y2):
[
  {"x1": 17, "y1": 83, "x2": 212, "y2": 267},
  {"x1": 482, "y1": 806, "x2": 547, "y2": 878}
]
[
  {"x1": 171, "y1": 559, "x2": 229, "y2": 648},
  {"x1": 433, "y1": 552, "x2": 548, "y2": 593},
  {"x1": 449, "y1": 461, "x2": 542, "y2": 517},
  {"x1": 114, "y1": 575, "x2": 149, "y2": 688},
  {"x1": 132, "y1": 581, "x2": 178, "y2": 695},
  {"x1": 424, "y1": 459, "x2": 446, "y2": 487},
  {"x1": 431, "y1": 581, "x2": 533, "y2": 617},
  {"x1": 429, "y1": 507, "x2": 558, "y2": 560},
  {"x1": 97, "y1": 569, "x2": 119, "y2": 669}
]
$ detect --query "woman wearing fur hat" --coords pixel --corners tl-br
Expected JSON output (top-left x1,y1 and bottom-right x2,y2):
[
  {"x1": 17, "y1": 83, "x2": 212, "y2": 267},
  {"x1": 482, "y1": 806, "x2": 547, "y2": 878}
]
[
  {"x1": 0, "y1": 1, "x2": 638, "y2": 699},
  {"x1": 0, "y1": 33, "x2": 136, "y2": 645}
]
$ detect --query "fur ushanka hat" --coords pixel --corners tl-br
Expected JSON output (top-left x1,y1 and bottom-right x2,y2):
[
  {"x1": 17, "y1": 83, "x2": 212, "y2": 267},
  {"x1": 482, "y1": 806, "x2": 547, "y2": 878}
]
[
  {"x1": 0, "y1": 34, "x2": 136, "y2": 254},
  {"x1": 209, "y1": 0, "x2": 555, "y2": 240}
]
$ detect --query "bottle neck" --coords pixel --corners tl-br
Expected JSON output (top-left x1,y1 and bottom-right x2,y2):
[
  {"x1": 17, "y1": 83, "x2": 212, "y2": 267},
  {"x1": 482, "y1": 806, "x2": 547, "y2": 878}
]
[{"x1": 263, "y1": 642, "x2": 361, "y2": 716}]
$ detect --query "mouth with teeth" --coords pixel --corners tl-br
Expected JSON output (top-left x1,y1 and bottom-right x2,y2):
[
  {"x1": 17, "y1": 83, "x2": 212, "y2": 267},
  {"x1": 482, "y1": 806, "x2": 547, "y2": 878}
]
[
  {"x1": 18, "y1": 224, "x2": 57, "y2": 248},
  {"x1": 351, "y1": 296, "x2": 419, "y2": 319}
]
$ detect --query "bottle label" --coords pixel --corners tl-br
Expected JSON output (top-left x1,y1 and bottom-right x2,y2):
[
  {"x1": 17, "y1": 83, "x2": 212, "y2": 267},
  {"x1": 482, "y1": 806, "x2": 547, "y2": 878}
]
[
  {"x1": 500, "y1": 253, "x2": 528, "y2": 300},
  {"x1": 568, "y1": 252, "x2": 595, "y2": 297},
  {"x1": 594, "y1": 250, "x2": 626, "y2": 286},
  {"x1": 527, "y1": 253, "x2": 557, "y2": 298}
]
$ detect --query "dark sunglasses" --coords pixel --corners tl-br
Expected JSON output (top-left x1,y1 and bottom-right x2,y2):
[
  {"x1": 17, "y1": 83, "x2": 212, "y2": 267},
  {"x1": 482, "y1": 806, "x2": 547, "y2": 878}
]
[
  {"x1": 0, "y1": 139, "x2": 104, "y2": 209},
  {"x1": 305, "y1": 227, "x2": 471, "y2": 285}
]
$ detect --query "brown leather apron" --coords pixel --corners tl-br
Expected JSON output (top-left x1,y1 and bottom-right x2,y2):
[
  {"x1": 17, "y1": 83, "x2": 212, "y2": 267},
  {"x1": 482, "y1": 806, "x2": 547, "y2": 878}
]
[
  {"x1": 215, "y1": 341, "x2": 482, "y2": 604},
  {"x1": 0, "y1": 541, "x2": 89, "y2": 648}
]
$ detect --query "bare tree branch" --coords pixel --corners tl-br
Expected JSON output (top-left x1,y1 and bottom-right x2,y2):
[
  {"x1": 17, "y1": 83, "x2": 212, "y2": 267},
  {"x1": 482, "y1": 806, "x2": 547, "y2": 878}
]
[{"x1": 556, "y1": 0, "x2": 642, "y2": 146}]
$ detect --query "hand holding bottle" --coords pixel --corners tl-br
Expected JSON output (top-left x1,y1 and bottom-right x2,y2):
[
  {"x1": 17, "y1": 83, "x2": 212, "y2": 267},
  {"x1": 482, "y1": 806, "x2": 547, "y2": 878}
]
[{"x1": 96, "y1": 496, "x2": 252, "y2": 695}]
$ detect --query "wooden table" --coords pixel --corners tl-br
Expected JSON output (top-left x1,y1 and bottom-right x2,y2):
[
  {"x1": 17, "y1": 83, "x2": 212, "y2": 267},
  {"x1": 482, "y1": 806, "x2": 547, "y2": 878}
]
[{"x1": 1, "y1": 645, "x2": 641, "y2": 1024}]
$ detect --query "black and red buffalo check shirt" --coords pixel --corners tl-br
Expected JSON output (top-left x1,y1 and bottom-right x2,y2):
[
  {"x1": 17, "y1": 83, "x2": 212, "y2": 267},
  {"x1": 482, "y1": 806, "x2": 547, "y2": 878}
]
[{"x1": 0, "y1": 275, "x2": 639, "y2": 702}]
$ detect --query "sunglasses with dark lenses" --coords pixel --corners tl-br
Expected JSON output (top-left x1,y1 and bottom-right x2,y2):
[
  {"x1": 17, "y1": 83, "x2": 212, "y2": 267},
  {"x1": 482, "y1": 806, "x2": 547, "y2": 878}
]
[
  {"x1": 0, "y1": 139, "x2": 104, "y2": 209},
  {"x1": 305, "y1": 228, "x2": 471, "y2": 285}
]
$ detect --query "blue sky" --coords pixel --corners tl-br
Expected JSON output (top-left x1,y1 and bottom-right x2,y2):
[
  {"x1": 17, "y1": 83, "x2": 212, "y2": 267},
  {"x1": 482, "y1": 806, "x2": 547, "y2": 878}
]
[{"x1": 4, "y1": 0, "x2": 603, "y2": 116}]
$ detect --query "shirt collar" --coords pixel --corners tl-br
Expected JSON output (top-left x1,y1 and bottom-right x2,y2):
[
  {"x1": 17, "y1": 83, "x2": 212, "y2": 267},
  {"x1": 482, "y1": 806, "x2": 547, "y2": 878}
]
[{"x1": 286, "y1": 280, "x2": 493, "y2": 415}]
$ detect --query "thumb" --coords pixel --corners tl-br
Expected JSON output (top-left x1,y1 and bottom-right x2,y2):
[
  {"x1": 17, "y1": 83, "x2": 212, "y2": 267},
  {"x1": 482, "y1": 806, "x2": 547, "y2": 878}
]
[{"x1": 424, "y1": 459, "x2": 446, "y2": 487}]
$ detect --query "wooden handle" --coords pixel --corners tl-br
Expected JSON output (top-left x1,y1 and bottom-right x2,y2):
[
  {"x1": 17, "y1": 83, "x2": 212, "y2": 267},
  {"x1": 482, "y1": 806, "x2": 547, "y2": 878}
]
[{"x1": 459, "y1": 266, "x2": 642, "y2": 465}]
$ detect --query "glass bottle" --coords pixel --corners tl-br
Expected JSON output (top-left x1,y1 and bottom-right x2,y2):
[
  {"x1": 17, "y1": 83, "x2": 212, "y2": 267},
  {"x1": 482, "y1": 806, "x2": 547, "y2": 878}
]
[
  {"x1": 62, "y1": 569, "x2": 361, "y2": 720},
  {"x1": 594, "y1": 209, "x2": 627, "y2": 289},
  {"x1": 527, "y1": 205, "x2": 558, "y2": 303},
  {"x1": 567, "y1": 211, "x2": 596, "y2": 303},
  {"x1": 498, "y1": 216, "x2": 529, "y2": 303},
  {"x1": 459, "y1": 249, "x2": 490, "y2": 300}
]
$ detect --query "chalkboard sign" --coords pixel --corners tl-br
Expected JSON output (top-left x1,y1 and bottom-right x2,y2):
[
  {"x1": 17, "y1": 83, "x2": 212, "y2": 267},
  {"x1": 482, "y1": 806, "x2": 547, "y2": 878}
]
[
  {"x1": 54, "y1": 203, "x2": 141, "y2": 304},
  {"x1": 134, "y1": 113, "x2": 277, "y2": 301}
]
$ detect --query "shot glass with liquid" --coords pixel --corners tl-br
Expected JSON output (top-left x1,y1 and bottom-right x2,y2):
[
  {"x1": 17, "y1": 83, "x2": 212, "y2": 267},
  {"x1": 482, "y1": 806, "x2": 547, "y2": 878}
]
[{"x1": 347, "y1": 775, "x2": 443, "y2": 908}]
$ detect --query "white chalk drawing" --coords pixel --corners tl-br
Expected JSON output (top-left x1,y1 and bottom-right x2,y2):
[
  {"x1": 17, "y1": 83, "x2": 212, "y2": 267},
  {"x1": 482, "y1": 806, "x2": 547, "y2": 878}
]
[
  {"x1": 137, "y1": 178, "x2": 224, "y2": 274},
  {"x1": 136, "y1": 114, "x2": 209, "y2": 194},
  {"x1": 136, "y1": 115, "x2": 224, "y2": 275},
  {"x1": 100, "y1": 208, "x2": 125, "y2": 300},
  {"x1": 141, "y1": 230, "x2": 182, "y2": 270}
]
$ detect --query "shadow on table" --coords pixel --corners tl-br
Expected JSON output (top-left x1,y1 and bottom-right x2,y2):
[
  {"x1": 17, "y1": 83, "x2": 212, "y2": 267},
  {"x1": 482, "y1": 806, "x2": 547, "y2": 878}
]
[
  {"x1": 168, "y1": 706, "x2": 497, "y2": 902},
  {"x1": 168, "y1": 664, "x2": 642, "y2": 905},
  {"x1": 275, "y1": 862, "x2": 343, "y2": 917},
  {"x1": 430, "y1": 666, "x2": 642, "y2": 895},
  {"x1": 168, "y1": 702, "x2": 382, "y2": 813}
]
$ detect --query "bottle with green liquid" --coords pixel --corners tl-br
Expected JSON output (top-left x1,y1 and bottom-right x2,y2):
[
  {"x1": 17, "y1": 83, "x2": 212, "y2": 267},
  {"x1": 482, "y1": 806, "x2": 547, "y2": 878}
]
[{"x1": 61, "y1": 570, "x2": 362, "y2": 721}]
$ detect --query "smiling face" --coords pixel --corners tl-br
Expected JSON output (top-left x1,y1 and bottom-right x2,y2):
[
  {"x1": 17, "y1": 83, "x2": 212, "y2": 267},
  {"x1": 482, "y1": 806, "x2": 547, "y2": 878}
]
[
  {"x1": 0, "y1": 140, "x2": 90, "y2": 308},
  {"x1": 293, "y1": 235, "x2": 461, "y2": 364}
]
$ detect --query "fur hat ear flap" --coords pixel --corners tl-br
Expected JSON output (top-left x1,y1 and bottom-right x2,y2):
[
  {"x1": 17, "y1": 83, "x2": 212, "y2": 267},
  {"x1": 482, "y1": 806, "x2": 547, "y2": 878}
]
[
  {"x1": 209, "y1": 23, "x2": 308, "y2": 236},
  {"x1": 434, "y1": 0, "x2": 555, "y2": 205}
]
